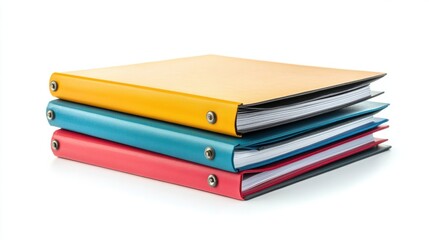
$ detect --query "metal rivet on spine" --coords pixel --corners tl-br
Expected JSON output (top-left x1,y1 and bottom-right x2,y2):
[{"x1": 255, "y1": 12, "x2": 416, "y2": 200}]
[
  {"x1": 51, "y1": 140, "x2": 59, "y2": 150},
  {"x1": 206, "y1": 111, "x2": 217, "y2": 124},
  {"x1": 46, "y1": 110, "x2": 55, "y2": 120},
  {"x1": 204, "y1": 147, "x2": 215, "y2": 160},
  {"x1": 50, "y1": 81, "x2": 58, "y2": 92},
  {"x1": 207, "y1": 174, "x2": 218, "y2": 187}
]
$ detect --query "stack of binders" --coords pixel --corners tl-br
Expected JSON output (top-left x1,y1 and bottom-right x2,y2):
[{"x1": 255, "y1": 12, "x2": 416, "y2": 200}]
[{"x1": 46, "y1": 55, "x2": 390, "y2": 200}]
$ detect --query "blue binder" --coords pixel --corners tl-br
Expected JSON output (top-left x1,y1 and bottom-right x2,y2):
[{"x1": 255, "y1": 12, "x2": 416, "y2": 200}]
[{"x1": 47, "y1": 100, "x2": 388, "y2": 172}]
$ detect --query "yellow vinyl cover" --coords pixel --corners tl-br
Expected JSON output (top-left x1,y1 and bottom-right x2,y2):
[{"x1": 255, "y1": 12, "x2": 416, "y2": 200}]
[{"x1": 49, "y1": 55, "x2": 385, "y2": 136}]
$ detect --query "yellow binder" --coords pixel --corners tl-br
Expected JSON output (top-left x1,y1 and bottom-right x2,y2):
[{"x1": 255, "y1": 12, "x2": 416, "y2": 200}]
[{"x1": 49, "y1": 55, "x2": 385, "y2": 136}]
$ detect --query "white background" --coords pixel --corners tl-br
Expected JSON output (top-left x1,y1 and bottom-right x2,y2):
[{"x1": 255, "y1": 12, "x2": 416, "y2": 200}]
[{"x1": 1, "y1": 0, "x2": 428, "y2": 239}]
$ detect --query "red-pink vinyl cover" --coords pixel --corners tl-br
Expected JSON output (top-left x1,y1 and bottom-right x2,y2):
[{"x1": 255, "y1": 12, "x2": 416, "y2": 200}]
[{"x1": 51, "y1": 127, "x2": 388, "y2": 200}]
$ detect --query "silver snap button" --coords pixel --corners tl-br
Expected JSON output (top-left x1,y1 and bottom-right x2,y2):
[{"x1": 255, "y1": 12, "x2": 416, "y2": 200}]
[
  {"x1": 206, "y1": 111, "x2": 217, "y2": 124},
  {"x1": 207, "y1": 174, "x2": 218, "y2": 187},
  {"x1": 46, "y1": 110, "x2": 55, "y2": 120},
  {"x1": 204, "y1": 147, "x2": 215, "y2": 160},
  {"x1": 51, "y1": 140, "x2": 59, "y2": 150},
  {"x1": 50, "y1": 81, "x2": 58, "y2": 92}
]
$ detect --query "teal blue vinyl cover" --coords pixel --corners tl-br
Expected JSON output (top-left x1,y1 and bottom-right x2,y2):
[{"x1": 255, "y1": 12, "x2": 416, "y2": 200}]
[{"x1": 47, "y1": 100, "x2": 388, "y2": 172}]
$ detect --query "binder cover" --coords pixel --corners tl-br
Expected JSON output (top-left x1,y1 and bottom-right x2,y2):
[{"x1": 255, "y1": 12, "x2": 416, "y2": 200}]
[
  {"x1": 47, "y1": 100, "x2": 388, "y2": 172},
  {"x1": 51, "y1": 128, "x2": 389, "y2": 200},
  {"x1": 49, "y1": 55, "x2": 385, "y2": 136}
]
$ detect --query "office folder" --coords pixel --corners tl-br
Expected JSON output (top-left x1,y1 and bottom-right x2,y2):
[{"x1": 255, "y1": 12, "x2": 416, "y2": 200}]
[
  {"x1": 47, "y1": 100, "x2": 388, "y2": 172},
  {"x1": 49, "y1": 55, "x2": 385, "y2": 136},
  {"x1": 51, "y1": 128, "x2": 389, "y2": 200}
]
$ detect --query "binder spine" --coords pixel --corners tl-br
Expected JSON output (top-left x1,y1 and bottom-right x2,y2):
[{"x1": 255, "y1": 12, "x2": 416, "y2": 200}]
[
  {"x1": 49, "y1": 73, "x2": 240, "y2": 136},
  {"x1": 51, "y1": 130, "x2": 244, "y2": 200},
  {"x1": 47, "y1": 100, "x2": 238, "y2": 172}
]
